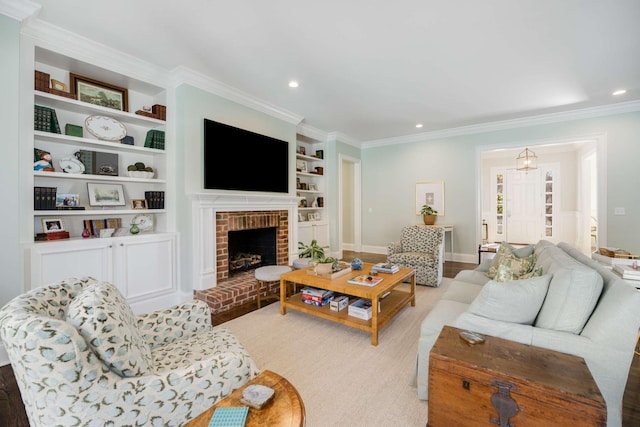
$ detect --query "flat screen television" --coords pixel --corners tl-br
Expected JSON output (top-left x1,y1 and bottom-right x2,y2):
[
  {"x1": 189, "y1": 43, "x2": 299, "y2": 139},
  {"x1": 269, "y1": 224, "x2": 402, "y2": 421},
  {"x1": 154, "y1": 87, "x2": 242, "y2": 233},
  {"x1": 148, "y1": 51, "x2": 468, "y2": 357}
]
[{"x1": 203, "y1": 118, "x2": 289, "y2": 193}]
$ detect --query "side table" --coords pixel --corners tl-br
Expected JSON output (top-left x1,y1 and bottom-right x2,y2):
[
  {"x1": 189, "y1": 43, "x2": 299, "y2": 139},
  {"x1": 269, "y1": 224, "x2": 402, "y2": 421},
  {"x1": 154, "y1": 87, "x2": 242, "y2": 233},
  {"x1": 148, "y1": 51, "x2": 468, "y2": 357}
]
[{"x1": 184, "y1": 370, "x2": 305, "y2": 427}]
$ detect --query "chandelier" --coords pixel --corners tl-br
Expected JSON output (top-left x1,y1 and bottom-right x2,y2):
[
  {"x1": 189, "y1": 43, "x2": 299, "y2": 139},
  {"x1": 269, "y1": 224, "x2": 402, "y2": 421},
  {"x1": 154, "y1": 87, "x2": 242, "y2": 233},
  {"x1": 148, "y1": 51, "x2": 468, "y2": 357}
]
[{"x1": 516, "y1": 148, "x2": 538, "y2": 172}]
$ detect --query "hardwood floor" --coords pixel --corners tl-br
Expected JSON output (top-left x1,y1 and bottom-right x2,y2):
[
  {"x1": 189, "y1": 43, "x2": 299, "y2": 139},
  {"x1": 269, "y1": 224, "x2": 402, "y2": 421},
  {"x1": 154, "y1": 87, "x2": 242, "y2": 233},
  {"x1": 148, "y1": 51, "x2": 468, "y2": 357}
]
[{"x1": 0, "y1": 252, "x2": 474, "y2": 425}]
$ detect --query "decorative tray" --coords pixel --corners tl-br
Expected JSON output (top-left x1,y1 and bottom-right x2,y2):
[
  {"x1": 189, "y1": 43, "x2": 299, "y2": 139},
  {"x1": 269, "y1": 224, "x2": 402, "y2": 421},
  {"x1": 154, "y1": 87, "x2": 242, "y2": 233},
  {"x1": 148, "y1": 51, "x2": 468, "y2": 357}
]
[{"x1": 307, "y1": 263, "x2": 352, "y2": 279}]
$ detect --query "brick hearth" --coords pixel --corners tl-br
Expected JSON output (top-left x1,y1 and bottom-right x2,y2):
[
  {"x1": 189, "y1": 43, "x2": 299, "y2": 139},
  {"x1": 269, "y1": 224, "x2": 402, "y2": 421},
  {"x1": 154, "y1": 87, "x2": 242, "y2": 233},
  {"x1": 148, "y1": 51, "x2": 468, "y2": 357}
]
[{"x1": 194, "y1": 210, "x2": 289, "y2": 314}]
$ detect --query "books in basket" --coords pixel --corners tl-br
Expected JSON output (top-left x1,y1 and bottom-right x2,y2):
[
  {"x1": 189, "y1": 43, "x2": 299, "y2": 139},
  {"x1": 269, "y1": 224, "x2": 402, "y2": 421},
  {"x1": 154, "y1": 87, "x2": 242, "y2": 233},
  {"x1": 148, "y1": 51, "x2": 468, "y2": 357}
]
[
  {"x1": 347, "y1": 275, "x2": 384, "y2": 287},
  {"x1": 371, "y1": 262, "x2": 400, "y2": 273},
  {"x1": 613, "y1": 264, "x2": 640, "y2": 280}
]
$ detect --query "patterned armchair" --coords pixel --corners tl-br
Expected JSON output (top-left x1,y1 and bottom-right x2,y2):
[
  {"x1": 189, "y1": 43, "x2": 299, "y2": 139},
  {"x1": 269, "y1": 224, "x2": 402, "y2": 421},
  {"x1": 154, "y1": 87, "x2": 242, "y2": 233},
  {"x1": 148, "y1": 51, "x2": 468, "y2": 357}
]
[
  {"x1": 0, "y1": 277, "x2": 260, "y2": 427},
  {"x1": 387, "y1": 225, "x2": 445, "y2": 287}
]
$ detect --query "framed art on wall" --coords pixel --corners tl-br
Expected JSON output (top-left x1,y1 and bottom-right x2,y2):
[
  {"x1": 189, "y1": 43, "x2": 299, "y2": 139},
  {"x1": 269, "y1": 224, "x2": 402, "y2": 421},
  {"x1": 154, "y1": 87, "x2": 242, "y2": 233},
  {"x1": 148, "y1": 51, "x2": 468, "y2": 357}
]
[
  {"x1": 415, "y1": 181, "x2": 444, "y2": 215},
  {"x1": 87, "y1": 183, "x2": 126, "y2": 206}
]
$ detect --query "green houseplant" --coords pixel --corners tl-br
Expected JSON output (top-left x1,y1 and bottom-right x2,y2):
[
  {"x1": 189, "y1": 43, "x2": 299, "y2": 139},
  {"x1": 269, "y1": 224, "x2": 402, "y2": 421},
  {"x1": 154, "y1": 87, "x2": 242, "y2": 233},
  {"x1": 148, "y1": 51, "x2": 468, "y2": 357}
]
[
  {"x1": 420, "y1": 205, "x2": 438, "y2": 225},
  {"x1": 298, "y1": 240, "x2": 326, "y2": 261}
]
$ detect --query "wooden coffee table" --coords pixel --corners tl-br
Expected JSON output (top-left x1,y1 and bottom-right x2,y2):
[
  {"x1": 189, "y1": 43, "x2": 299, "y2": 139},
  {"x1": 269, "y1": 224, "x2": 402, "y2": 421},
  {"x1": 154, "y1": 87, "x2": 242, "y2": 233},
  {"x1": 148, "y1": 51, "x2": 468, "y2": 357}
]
[
  {"x1": 279, "y1": 262, "x2": 415, "y2": 346},
  {"x1": 184, "y1": 370, "x2": 305, "y2": 427}
]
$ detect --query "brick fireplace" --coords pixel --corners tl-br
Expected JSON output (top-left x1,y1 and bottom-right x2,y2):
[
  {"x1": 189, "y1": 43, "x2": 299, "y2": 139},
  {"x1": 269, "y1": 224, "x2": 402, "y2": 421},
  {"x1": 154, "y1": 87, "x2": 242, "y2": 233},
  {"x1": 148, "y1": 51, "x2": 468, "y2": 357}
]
[{"x1": 190, "y1": 193, "x2": 299, "y2": 314}]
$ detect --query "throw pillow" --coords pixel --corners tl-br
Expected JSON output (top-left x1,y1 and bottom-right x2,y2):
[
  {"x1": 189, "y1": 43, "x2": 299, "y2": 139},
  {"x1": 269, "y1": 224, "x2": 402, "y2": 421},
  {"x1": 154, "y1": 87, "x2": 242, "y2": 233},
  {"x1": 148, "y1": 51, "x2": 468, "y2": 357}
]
[
  {"x1": 67, "y1": 282, "x2": 153, "y2": 377},
  {"x1": 487, "y1": 243, "x2": 537, "y2": 280},
  {"x1": 467, "y1": 274, "x2": 552, "y2": 325}
]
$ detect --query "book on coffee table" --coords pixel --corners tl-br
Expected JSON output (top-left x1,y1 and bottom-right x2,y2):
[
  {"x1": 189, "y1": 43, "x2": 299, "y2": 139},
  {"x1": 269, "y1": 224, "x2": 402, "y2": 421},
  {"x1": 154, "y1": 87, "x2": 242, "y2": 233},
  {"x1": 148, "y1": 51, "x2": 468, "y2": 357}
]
[
  {"x1": 208, "y1": 406, "x2": 248, "y2": 427},
  {"x1": 347, "y1": 275, "x2": 383, "y2": 287}
]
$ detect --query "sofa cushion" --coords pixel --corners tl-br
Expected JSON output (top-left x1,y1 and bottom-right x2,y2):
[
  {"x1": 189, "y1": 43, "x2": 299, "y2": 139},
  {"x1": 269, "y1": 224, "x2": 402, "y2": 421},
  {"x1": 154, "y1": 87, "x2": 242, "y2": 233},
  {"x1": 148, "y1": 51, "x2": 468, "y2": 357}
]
[
  {"x1": 467, "y1": 274, "x2": 552, "y2": 325},
  {"x1": 67, "y1": 282, "x2": 153, "y2": 377},
  {"x1": 486, "y1": 243, "x2": 536, "y2": 279},
  {"x1": 534, "y1": 266, "x2": 603, "y2": 334}
]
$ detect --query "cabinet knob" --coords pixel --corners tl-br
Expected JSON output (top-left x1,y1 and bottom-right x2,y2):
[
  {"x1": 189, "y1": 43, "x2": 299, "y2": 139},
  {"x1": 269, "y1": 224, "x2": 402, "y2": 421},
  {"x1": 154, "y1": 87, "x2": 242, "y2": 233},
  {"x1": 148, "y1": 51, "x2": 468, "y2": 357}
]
[
  {"x1": 120, "y1": 243, "x2": 124, "y2": 246},
  {"x1": 108, "y1": 245, "x2": 113, "y2": 248}
]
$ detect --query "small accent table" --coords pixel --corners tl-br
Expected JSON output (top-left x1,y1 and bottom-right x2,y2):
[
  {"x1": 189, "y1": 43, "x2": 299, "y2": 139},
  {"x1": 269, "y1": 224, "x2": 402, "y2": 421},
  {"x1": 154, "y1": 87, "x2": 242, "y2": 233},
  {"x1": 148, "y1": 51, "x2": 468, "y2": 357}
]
[{"x1": 184, "y1": 370, "x2": 305, "y2": 427}]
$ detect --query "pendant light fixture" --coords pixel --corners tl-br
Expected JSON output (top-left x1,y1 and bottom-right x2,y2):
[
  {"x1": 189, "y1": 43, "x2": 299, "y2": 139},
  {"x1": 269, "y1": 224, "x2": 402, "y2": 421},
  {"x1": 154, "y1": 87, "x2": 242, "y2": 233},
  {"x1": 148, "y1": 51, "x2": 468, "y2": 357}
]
[{"x1": 516, "y1": 147, "x2": 538, "y2": 172}]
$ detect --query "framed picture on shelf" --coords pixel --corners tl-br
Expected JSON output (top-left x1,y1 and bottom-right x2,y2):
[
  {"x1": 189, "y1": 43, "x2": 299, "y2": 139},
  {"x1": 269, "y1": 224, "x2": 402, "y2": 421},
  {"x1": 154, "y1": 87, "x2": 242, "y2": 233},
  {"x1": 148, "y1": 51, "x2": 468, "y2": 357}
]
[
  {"x1": 296, "y1": 159, "x2": 307, "y2": 173},
  {"x1": 51, "y1": 79, "x2": 68, "y2": 92},
  {"x1": 131, "y1": 199, "x2": 148, "y2": 209},
  {"x1": 56, "y1": 193, "x2": 80, "y2": 207},
  {"x1": 87, "y1": 183, "x2": 126, "y2": 206},
  {"x1": 42, "y1": 218, "x2": 64, "y2": 233},
  {"x1": 308, "y1": 183, "x2": 317, "y2": 191},
  {"x1": 70, "y1": 72, "x2": 129, "y2": 112},
  {"x1": 415, "y1": 181, "x2": 445, "y2": 215}
]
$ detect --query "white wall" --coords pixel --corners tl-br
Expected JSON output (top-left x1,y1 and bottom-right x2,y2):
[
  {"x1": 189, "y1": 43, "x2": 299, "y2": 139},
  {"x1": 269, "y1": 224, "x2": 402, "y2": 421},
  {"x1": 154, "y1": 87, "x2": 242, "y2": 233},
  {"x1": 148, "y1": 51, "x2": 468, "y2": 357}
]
[{"x1": 361, "y1": 112, "x2": 640, "y2": 259}]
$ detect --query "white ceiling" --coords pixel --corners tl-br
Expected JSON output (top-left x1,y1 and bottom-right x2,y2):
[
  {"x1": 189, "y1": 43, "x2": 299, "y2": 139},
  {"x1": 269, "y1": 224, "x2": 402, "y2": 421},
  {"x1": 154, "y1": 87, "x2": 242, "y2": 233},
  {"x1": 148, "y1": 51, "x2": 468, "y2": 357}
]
[{"x1": 22, "y1": 0, "x2": 640, "y2": 141}]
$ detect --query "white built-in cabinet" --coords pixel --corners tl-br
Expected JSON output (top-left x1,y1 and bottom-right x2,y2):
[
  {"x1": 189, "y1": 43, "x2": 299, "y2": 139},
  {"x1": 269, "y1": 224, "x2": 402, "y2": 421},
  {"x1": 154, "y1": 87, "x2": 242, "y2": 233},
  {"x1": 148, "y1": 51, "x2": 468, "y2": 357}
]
[
  {"x1": 296, "y1": 134, "x2": 329, "y2": 251},
  {"x1": 29, "y1": 233, "x2": 177, "y2": 301},
  {"x1": 25, "y1": 45, "x2": 177, "y2": 300}
]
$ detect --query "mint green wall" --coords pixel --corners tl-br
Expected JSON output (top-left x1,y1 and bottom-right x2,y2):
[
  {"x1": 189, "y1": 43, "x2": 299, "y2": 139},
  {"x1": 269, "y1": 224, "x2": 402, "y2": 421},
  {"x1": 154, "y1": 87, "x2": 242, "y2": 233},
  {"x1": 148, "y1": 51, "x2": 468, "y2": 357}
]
[
  {"x1": 362, "y1": 111, "x2": 640, "y2": 257},
  {"x1": 0, "y1": 15, "x2": 22, "y2": 305},
  {"x1": 174, "y1": 84, "x2": 297, "y2": 290}
]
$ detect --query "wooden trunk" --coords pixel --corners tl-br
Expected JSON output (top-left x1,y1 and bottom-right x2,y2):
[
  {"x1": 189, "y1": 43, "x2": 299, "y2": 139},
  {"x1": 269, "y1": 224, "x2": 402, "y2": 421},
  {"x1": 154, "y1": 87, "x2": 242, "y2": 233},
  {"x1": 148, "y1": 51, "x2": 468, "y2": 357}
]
[{"x1": 428, "y1": 326, "x2": 606, "y2": 427}]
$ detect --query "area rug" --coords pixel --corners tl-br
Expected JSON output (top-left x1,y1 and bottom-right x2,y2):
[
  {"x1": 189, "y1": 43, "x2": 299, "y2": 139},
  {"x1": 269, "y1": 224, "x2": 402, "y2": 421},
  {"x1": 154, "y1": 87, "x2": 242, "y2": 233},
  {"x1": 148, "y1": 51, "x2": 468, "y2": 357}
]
[{"x1": 222, "y1": 278, "x2": 452, "y2": 427}]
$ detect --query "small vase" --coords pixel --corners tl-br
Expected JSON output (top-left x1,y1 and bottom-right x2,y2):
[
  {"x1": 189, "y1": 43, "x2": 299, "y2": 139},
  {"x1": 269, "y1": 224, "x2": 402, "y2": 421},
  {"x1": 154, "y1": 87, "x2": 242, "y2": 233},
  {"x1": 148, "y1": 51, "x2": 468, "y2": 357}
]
[
  {"x1": 81, "y1": 228, "x2": 90, "y2": 238},
  {"x1": 130, "y1": 223, "x2": 140, "y2": 235}
]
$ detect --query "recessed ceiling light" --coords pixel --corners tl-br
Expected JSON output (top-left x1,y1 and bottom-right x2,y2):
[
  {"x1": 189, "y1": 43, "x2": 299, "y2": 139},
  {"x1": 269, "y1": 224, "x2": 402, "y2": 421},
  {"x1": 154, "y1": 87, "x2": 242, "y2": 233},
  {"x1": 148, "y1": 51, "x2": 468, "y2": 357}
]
[
  {"x1": 612, "y1": 89, "x2": 627, "y2": 96},
  {"x1": 288, "y1": 81, "x2": 299, "y2": 88},
  {"x1": 415, "y1": 124, "x2": 423, "y2": 128}
]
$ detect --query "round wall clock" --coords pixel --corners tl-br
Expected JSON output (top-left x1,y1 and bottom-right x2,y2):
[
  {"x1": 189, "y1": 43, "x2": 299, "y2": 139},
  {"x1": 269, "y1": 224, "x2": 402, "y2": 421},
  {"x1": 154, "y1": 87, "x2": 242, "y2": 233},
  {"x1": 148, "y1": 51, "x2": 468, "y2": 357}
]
[{"x1": 131, "y1": 214, "x2": 153, "y2": 232}]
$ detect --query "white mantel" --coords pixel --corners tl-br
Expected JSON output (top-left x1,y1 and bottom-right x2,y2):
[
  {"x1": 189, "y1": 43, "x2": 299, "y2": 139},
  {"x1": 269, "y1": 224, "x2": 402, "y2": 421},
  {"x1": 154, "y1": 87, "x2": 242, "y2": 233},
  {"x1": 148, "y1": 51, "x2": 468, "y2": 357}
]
[{"x1": 190, "y1": 192, "x2": 300, "y2": 290}]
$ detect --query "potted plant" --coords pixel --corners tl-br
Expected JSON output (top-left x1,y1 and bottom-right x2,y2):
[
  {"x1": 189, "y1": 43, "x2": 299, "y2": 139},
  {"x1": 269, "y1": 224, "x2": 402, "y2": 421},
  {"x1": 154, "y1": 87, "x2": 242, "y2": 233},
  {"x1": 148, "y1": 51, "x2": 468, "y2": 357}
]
[
  {"x1": 295, "y1": 240, "x2": 327, "y2": 269},
  {"x1": 315, "y1": 256, "x2": 337, "y2": 275},
  {"x1": 420, "y1": 205, "x2": 438, "y2": 225}
]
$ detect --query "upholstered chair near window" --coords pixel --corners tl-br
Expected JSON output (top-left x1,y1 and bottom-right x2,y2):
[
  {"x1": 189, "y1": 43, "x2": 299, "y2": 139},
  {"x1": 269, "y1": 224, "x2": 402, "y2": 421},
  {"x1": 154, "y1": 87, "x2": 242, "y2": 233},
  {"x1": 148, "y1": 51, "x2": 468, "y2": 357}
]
[
  {"x1": 0, "y1": 277, "x2": 260, "y2": 427},
  {"x1": 387, "y1": 225, "x2": 445, "y2": 287}
]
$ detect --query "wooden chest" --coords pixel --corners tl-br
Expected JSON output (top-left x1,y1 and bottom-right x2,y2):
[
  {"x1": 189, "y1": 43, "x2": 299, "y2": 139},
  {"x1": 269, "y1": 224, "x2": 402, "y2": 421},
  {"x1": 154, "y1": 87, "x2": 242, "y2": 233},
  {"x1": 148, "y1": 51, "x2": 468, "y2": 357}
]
[{"x1": 428, "y1": 326, "x2": 606, "y2": 427}]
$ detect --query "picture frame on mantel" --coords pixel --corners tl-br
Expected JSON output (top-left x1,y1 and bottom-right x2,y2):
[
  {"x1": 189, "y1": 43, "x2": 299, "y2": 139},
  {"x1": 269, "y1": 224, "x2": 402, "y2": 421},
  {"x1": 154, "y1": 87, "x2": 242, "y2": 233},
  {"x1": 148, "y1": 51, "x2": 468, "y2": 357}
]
[
  {"x1": 415, "y1": 181, "x2": 444, "y2": 216},
  {"x1": 70, "y1": 72, "x2": 129, "y2": 112}
]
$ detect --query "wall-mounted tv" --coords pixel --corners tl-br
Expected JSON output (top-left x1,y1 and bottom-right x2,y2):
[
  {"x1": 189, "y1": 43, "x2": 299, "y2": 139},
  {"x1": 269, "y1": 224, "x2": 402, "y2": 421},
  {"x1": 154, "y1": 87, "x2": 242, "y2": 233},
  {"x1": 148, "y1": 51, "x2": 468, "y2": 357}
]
[{"x1": 203, "y1": 118, "x2": 289, "y2": 193}]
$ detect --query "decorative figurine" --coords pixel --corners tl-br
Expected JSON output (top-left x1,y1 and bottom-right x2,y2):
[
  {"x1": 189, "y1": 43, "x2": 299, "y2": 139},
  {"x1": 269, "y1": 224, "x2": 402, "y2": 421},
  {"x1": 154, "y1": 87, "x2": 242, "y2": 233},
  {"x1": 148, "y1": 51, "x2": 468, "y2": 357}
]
[{"x1": 351, "y1": 258, "x2": 363, "y2": 270}]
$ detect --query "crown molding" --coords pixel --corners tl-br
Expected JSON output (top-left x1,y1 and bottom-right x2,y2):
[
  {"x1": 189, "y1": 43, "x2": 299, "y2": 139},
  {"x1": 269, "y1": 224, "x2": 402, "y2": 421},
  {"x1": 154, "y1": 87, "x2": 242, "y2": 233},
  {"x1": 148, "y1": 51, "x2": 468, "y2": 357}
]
[
  {"x1": 0, "y1": 0, "x2": 39, "y2": 21},
  {"x1": 296, "y1": 123, "x2": 328, "y2": 141},
  {"x1": 21, "y1": 19, "x2": 170, "y2": 88},
  {"x1": 362, "y1": 100, "x2": 640, "y2": 149},
  {"x1": 328, "y1": 131, "x2": 360, "y2": 148},
  {"x1": 171, "y1": 66, "x2": 303, "y2": 126}
]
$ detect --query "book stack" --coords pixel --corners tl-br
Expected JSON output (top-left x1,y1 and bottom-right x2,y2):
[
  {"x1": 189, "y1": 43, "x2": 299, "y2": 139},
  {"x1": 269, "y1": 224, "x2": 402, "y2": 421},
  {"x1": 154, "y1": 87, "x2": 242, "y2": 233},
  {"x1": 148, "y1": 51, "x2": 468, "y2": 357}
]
[
  {"x1": 34, "y1": 186, "x2": 57, "y2": 210},
  {"x1": 613, "y1": 264, "x2": 640, "y2": 282},
  {"x1": 145, "y1": 191, "x2": 165, "y2": 209},
  {"x1": 83, "y1": 218, "x2": 122, "y2": 237},
  {"x1": 34, "y1": 105, "x2": 61, "y2": 134},
  {"x1": 348, "y1": 298, "x2": 374, "y2": 320},
  {"x1": 144, "y1": 130, "x2": 165, "y2": 150},
  {"x1": 301, "y1": 286, "x2": 334, "y2": 306},
  {"x1": 35, "y1": 231, "x2": 70, "y2": 241},
  {"x1": 371, "y1": 262, "x2": 400, "y2": 273}
]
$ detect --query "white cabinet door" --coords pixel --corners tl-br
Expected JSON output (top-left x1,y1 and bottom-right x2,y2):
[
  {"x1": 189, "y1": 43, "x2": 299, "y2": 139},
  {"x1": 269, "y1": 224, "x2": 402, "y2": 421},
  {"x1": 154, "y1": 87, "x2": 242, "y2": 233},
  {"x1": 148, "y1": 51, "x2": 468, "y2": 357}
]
[
  {"x1": 29, "y1": 233, "x2": 176, "y2": 301},
  {"x1": 114, "y1": 233, "x2": 176, "y2": 300},
  {"x1": 298, "y1": 222, "x2": 329, "y2": 252},
  {"x1": 30, "y1": 239, "x2": 113, "y2": 288}
]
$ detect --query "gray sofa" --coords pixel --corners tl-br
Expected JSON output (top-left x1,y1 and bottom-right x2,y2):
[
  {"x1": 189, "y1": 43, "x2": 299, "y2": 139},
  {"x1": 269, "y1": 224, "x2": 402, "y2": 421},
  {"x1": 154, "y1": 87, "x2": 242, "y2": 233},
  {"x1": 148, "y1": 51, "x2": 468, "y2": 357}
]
[{"x1": 413, "y1": 240, "x2": 640, "y2": 427}]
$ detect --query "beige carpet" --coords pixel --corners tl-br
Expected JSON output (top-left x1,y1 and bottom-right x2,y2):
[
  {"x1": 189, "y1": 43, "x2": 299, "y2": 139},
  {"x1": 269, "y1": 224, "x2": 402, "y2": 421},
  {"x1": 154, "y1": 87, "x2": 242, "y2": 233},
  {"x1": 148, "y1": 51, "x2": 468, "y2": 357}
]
[{"x1": 223, "y1": 278, "x2": 452, "y2": 427}]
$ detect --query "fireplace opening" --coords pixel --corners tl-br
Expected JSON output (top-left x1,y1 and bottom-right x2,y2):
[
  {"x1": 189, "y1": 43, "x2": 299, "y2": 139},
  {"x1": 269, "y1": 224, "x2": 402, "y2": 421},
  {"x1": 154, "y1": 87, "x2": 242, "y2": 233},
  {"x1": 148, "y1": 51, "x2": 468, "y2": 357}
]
[{"x1": 228, "y1": 227, "x2": 277, "y2": 276}]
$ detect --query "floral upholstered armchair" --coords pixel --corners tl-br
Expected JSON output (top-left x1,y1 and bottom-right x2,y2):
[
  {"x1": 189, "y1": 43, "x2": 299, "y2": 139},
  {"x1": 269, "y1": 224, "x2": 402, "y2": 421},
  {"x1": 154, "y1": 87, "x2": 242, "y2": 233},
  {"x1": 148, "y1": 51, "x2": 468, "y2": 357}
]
[
  {"x1": 387, "y1": 225, "x2": 445, "y2": 287},
  {"x1": 0, "y1": 277, "x2": 260, "y2": 427}
]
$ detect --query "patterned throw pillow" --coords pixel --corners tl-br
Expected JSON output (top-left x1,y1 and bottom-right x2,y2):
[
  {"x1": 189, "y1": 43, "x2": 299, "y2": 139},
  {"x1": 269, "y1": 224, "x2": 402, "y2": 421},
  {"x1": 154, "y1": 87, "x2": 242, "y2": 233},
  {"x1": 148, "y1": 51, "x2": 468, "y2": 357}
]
[
  {"x1": 67, "y1": 282, "x2": 153, "y2": 377},
  {"x1": 487, "y1": 243, "x2": 537, "y2": 281}
]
